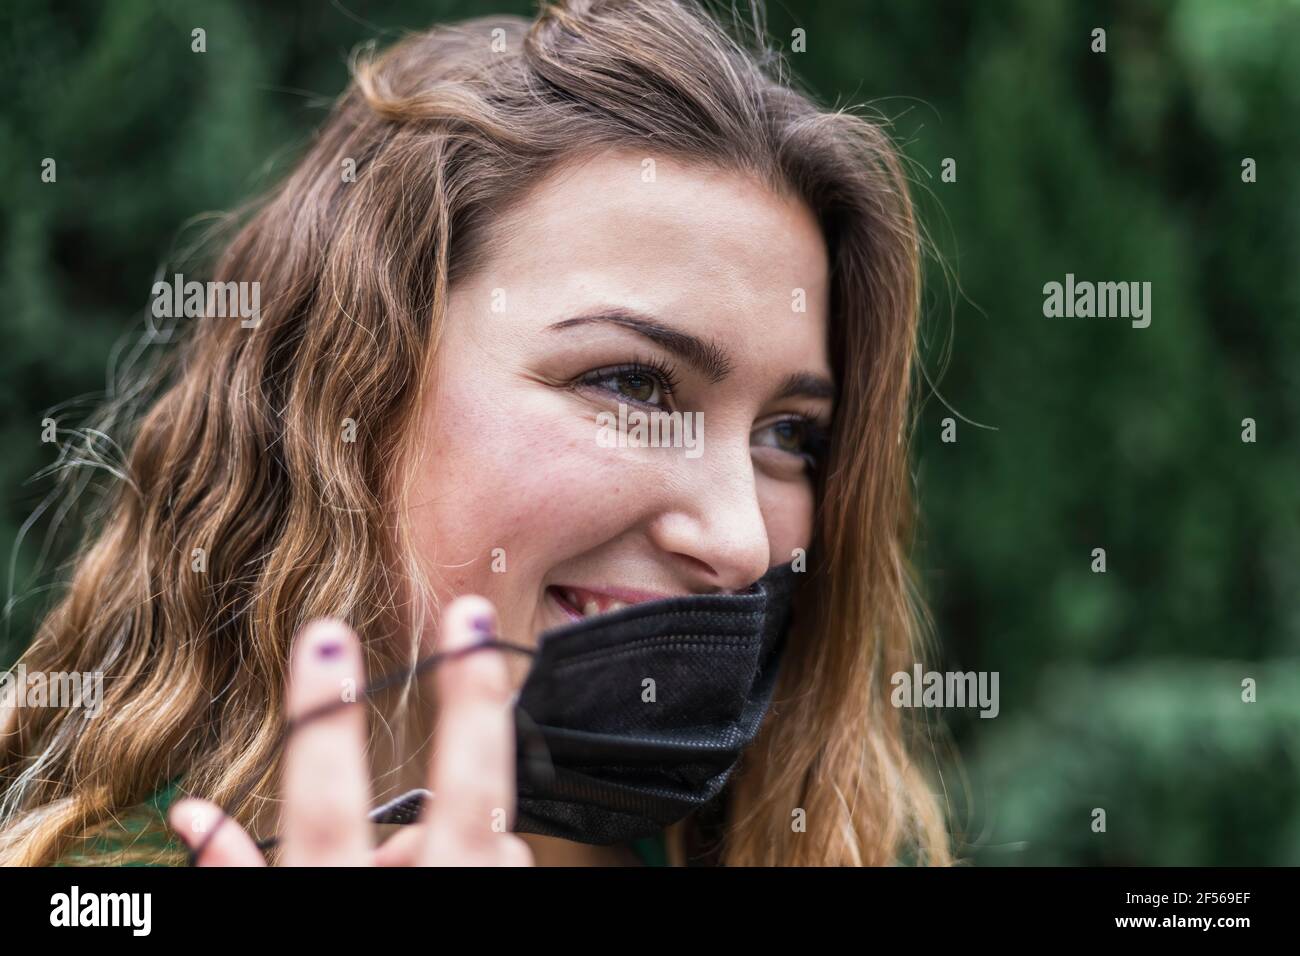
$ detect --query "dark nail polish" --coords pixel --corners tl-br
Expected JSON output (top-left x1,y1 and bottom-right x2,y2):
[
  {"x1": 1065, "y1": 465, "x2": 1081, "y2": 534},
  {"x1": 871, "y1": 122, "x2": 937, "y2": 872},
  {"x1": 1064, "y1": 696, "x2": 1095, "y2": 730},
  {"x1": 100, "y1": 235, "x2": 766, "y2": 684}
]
[
  {"x1": 317, "y1": 640, "x2": 344, "y2": 659},
  {"x1": 471, "y1": 615, "x2": 496, "y2": 639}
]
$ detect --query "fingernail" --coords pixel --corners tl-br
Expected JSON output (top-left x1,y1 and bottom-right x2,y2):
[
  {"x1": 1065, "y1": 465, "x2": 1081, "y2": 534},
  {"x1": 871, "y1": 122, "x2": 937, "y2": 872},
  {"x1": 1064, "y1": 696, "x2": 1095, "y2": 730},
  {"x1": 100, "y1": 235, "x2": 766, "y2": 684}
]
[
  {"x1": 317, "y1": 639, "x2": 344, "y2": 659},
  {"x1": 470, "y1": 615, "x2": 496, "y2": 639}
]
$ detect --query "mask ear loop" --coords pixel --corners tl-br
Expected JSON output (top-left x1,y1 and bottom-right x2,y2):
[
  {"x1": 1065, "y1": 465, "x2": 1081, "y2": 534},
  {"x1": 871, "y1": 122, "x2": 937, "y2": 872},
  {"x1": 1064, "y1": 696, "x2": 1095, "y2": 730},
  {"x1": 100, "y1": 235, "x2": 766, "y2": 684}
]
[{"x1": 185, "y1": 637, "x2": 547, "y2": 865}]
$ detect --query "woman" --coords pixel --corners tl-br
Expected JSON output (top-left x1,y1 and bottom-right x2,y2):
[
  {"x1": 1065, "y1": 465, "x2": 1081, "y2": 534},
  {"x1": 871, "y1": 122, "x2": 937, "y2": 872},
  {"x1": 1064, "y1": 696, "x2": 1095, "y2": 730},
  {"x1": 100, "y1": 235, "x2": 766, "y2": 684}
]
[{"x1": 0, "y1": 0, "x2": 951, "y2": 866}]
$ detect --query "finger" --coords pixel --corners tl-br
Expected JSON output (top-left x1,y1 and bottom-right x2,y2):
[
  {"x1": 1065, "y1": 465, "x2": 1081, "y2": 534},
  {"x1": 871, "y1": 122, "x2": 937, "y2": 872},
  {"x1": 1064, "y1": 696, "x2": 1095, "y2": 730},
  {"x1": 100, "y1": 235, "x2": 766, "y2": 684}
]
[
  {"x1": 494, "y1": 833, "x2": 535, "y2": 867},
  {"x1": 422, "y1": 596, "x2": 517, "y2": 860},
  {"x1": 281, "y1": 618, "x2": 372, "y2": 866},
  {"x1": 169, "y1": 799, "x2": 266, "y2": 867},
  {"x1": 372, "y1": 824, "x2": 424, "y2": 867}
]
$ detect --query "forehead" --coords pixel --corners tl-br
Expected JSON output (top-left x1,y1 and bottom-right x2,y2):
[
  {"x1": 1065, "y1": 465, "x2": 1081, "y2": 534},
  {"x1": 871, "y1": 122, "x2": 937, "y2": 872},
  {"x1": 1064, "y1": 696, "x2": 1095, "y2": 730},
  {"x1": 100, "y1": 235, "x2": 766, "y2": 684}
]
[{"x1": 477, "y1": 149, "x2": 832, "y2": 370}]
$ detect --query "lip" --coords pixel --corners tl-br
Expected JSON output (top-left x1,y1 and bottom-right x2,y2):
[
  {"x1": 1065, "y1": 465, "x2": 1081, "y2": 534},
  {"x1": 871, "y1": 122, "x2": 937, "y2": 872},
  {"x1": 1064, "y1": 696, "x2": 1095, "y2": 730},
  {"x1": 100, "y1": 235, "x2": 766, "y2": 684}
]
[{"x1": 546, "y1": 584, "x2": 677, "y2": 622}]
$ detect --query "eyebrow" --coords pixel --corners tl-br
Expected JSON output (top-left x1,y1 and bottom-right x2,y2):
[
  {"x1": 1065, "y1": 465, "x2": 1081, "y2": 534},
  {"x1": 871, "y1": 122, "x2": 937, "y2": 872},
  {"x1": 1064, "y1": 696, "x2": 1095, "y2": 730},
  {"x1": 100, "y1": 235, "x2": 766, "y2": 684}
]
[
  {"x1": 546, "y1": 307, "x2": 735, "y2": 384},
  {"x1": 545, "y1": 308, "x2": 837, "y2": 407},
  {"x1": 774, "y1": 370, "x2": 836, "y2": 403}
]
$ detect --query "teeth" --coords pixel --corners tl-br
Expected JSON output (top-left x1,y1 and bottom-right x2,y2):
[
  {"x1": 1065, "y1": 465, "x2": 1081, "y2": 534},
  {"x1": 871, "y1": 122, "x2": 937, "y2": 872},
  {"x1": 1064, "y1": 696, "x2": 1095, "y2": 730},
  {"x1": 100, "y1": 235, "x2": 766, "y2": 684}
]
[{"x1": 556, "y1": 588, "x2": 632, "y2": 618}]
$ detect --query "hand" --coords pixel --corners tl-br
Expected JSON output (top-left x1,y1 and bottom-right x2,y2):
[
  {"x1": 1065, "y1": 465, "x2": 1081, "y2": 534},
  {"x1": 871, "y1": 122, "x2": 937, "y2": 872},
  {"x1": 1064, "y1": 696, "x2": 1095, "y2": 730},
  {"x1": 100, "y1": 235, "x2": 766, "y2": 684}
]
[{"x1": 168, "y1": 596, "x2": 534, "y2": 866}]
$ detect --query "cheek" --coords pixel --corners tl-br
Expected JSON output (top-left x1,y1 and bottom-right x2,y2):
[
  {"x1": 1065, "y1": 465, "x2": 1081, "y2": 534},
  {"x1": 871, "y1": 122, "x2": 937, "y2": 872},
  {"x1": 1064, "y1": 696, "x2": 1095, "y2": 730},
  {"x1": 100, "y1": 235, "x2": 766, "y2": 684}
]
[
  {"x1": 758, "y1": 478, "x2": 816, "y2": 566},
  {"x1": 406, "y1": 377, "x2": 632, "y2": 602}
]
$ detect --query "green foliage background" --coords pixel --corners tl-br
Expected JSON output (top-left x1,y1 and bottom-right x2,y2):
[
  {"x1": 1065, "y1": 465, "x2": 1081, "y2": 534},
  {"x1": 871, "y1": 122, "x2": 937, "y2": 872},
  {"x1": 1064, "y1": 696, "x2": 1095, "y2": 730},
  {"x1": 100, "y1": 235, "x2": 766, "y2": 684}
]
[{"x1": 1, "y1": 0, "x2": 1296, "y2": 864}]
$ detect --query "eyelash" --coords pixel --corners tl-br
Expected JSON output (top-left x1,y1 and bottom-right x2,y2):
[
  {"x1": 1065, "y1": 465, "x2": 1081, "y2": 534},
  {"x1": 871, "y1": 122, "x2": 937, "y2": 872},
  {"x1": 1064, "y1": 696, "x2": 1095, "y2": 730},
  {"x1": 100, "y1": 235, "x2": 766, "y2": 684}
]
[
  {"x1": 571, "y1": 360, "x2": 831, "y2": 473},
  {"x1": 574, "y1": 356, "x2": 682, "y2": 408}
]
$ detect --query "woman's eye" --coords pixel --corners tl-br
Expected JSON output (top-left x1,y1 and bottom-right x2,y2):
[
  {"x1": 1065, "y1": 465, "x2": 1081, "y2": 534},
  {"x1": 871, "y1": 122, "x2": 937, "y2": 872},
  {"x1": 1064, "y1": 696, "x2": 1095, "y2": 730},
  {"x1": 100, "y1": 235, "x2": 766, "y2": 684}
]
[
  {"x1": 753, "y1": 418, "x2": 829, "y2": 472},
  {"x1": 577, "y1": 363, "x2": 675, "y2": 407},
  {"x1": 771, "y1": 420, "x2": 805, "y2": 454},
  {"x1": 609, "y1": 370, "x2": 660, "y2": 404}
]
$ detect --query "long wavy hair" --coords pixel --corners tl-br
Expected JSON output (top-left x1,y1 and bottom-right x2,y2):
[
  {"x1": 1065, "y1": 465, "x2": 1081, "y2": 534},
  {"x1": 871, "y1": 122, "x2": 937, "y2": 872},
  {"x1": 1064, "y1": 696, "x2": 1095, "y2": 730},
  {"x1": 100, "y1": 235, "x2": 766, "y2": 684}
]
[{"x1": 0, "y1": 0, "x2": 953, "y2": 866}]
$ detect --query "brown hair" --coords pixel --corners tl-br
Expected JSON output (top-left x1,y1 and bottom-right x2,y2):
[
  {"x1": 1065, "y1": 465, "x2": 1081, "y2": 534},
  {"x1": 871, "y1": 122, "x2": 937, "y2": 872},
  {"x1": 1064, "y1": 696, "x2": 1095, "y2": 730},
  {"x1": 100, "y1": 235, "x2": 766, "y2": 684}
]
[{"x1": 1, "y1": 0, "x2": 951, "y2": 866}]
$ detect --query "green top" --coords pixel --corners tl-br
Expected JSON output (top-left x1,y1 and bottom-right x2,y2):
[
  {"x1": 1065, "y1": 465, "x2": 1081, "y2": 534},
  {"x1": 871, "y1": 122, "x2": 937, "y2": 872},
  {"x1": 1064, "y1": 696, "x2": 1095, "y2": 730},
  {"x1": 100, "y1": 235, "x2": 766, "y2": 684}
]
[
  {"x1": 55, "y1": 780, "x2": 186, "y2": 867},
  {"x1": 628, "y1": 831, "x2": 669, "y2": 866},
  {"x1": 72, "y1": 782, "x2": 669, "y2": 867}
]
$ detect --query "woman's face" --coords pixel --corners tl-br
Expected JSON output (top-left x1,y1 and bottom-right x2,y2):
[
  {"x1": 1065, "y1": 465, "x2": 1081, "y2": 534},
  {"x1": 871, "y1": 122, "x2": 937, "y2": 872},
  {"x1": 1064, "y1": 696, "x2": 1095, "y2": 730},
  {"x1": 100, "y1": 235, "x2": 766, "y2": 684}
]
[{"x1": 410, "y1": 149, "x2": 832, "y2": 675}]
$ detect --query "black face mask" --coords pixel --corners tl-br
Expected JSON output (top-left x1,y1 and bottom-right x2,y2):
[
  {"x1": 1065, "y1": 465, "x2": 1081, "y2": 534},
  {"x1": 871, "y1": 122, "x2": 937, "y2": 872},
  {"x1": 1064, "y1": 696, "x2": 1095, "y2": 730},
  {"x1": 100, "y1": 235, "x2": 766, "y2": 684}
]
[
  {"x1": 207, "y1": 562, "x2": 800, "y2": 864},
  {"x1": 509, "y1": 561, "x2": 800, "y2": 845}
]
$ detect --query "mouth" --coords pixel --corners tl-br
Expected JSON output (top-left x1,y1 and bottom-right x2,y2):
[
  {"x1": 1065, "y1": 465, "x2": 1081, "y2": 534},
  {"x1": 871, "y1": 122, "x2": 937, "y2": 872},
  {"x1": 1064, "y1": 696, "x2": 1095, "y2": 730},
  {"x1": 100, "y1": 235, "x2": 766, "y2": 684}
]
[{"x1": 546, "y1": 584, "x2": 674, "y2": 622}]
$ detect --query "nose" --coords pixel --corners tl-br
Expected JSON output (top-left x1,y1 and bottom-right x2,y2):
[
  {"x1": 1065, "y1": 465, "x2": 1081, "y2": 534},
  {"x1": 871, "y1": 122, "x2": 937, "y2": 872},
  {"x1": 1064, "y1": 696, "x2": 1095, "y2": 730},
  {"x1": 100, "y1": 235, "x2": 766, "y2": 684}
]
[{"x1": 645, "y1": 436, "x2": 772, "y2": 593}]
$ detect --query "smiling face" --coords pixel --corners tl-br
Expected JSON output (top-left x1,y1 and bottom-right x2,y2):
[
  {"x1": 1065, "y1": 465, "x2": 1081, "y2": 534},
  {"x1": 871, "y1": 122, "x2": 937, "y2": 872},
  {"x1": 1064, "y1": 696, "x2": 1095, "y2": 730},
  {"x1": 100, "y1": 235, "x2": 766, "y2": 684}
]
[{"x1": 407, "y1": 149, "x2": 832, "y2": 679}]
